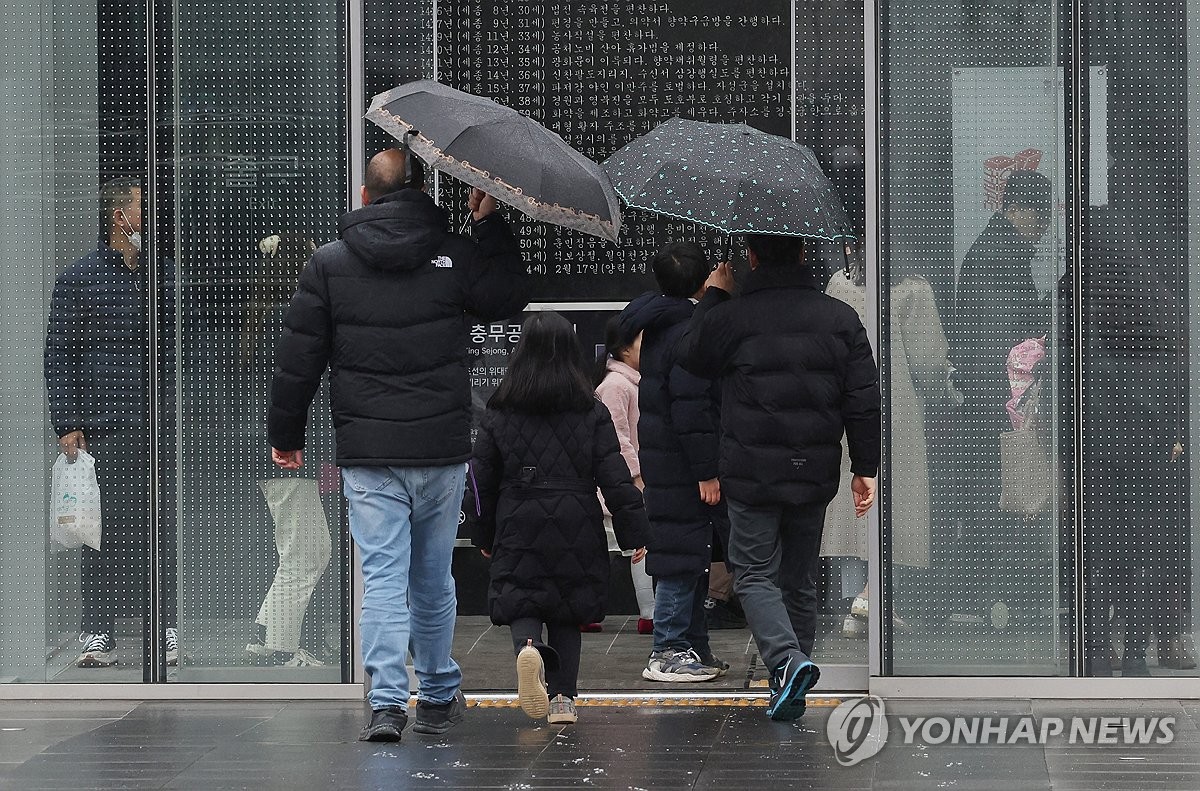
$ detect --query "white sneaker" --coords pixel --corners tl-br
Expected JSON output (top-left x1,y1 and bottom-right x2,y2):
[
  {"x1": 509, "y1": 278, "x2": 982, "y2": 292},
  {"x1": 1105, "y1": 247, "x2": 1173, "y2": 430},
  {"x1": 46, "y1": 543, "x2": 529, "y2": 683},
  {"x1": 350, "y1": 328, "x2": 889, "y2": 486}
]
[
  {"x1": 166, "y1": 628, "x2": 179, "y2": 667},
  {"x1": 76, "y1": 633, "x2": 117, "y2": 668},
  {"x1": 516, "y1": 640, "x2": 550, "y2": 720},
  {"x1": 842, "y1": 615, "x2": 868, "y2": 639},
  {"x1": 851, "y1": 596, "x2": 869, "y2": 619},
  {"x1": 282, "y1": 648, "x2": 327, "y2": 668}
]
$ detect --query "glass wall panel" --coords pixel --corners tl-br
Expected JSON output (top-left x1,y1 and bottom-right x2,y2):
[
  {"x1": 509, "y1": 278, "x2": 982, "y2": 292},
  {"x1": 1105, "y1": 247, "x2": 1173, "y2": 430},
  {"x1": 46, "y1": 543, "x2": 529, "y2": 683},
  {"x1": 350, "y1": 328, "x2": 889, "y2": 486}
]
[
  {"x1": 1, "y1": 0, "x2": 152, "y2": 682},
  {"x1": 171, "y1": 0, "x2": 348, "y2": 680},
  {"x1": 1079, "y1": 0, "x2": 1194, "y2": 679},
  {"x1": 881, "y1": 0, "x2": 1068, "y2": 674},
  {"x1": 803, "y1": 0, "x2": 873, "y2": 668}
]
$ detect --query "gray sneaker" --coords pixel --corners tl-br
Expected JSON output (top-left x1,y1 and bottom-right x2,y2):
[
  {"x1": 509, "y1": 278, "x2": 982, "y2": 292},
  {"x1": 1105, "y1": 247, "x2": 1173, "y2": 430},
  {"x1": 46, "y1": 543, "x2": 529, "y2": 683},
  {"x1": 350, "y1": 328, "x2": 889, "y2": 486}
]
[
  {"x1": 547, "y1": 694, "x2": 578, "y2": 725},
  {"x1": 642, "y1": 648, "x2": 720, "y2": 682}
]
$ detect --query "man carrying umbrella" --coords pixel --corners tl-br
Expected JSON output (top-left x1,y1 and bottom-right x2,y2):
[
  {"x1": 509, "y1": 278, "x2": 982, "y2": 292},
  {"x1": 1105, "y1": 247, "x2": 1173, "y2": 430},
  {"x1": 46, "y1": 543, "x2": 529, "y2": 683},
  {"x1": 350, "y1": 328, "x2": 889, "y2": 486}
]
[
  {"x1": 268, "y1": 148, "x2": 530, "y2": 742},
  {"x1": 678, "y1": 235, "x2": 880, "y2": 720}
]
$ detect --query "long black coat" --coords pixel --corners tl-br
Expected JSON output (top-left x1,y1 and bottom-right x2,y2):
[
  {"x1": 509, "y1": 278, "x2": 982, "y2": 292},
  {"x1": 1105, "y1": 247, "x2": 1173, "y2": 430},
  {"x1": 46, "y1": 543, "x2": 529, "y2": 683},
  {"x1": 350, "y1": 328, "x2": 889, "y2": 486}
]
[
  {"x1": 268, "y1": 189, "x2": 529, "y2": 466},
  {"x1": 679, "y1": 264, "x2": 881, "y2": 506},
  {"x1": 950, "y1": 213, "x2": 1047, "y2": 522},
  {"x1": 952, "y1": 212, "x2": 1046, "y2": 435},
  {"x1": 620, "y1": 293, "x2": 727, "y2": 579},
  {"x1": 470, "y1": 402, "x2": 649, "y2": 626}
]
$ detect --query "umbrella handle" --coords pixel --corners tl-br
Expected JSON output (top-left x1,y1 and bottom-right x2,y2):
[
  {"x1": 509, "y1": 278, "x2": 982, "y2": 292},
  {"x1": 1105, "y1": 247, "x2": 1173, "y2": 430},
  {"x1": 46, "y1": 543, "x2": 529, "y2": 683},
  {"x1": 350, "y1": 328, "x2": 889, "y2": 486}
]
[
  {"x1": 460, "y1": 215, "x2": 472, "y2": 235},
  {"x1": 721, "y1": 234, "x2": 734, "y2": 264}
]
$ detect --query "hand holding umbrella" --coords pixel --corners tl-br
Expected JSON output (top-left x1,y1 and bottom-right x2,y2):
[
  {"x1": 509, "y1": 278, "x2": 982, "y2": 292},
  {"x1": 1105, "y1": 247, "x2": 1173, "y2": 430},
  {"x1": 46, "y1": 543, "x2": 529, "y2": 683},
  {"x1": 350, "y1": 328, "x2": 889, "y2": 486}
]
[
  {"x1": 468, "y1": 188, "x2": 499, "y2": 222},
  {"x1": 367, "y1": 80, "x2": 622, "y2": 243}
]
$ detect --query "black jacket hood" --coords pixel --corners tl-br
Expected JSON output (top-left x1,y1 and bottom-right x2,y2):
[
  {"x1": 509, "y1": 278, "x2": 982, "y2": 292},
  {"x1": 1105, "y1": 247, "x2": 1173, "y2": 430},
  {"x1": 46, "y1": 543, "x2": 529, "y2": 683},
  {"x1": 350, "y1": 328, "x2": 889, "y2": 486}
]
[
  {"x1": 617, "y1": 292, "x2": 695, "y2": 339},
  {"x1": 338, "y1": 189, "x2": 449, "y2": 271}
]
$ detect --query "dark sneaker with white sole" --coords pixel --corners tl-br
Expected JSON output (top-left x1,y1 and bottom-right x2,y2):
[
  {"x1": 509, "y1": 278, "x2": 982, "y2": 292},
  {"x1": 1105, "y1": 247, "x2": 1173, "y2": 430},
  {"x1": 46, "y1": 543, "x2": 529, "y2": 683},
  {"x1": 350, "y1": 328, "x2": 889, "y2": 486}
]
[
  {"x1": 412, "y1": 690, "x2": 466, "y2": 735},
  {"x1": 642, "y1": 649, "x2": 720, "y2": 682},
  {"x1": 166, "y1": 628, "x2": 179, "y2": 667},
  {"x1": 766, "y1": 654, "x2": 820, "y2": 721},
  {"x1": 76, "y1": 633, "x2": 117, "y2": 668},
  {"x1": 359, "y1": 706, "x2": 407, "y2": 742}
]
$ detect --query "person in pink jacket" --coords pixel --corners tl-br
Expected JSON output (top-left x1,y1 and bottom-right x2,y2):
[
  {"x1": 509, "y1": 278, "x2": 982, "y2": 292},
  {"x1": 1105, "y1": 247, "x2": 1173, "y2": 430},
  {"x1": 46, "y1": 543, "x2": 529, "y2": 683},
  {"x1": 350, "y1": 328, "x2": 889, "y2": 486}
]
[{"x1": 593, "y1": 317, "x2": 655, "y2": 634}]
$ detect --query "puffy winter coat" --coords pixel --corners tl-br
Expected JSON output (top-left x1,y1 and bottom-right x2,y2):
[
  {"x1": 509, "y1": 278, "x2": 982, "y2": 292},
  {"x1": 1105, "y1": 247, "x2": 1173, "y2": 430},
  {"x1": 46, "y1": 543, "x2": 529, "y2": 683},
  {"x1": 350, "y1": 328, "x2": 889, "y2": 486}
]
[
  {"x1": 470, "y1": 401, "x2": 649, "y2": 625},
  {"x1": 619, "y1": 293, "x2": 727, "y2": 579},
  {"x1": 678, "y1": 263, "x2": 881, "y2": 506},
  {"x1": 268, "y1": 189, "x2": 530, "y2": 466}
]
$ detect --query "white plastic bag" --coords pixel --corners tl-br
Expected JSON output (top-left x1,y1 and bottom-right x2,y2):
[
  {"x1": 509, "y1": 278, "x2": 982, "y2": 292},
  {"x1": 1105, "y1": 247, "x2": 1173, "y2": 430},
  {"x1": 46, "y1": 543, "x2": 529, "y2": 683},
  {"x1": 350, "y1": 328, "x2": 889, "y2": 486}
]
[{"x1": 50, "y1": 450, "x2": 102, "y2": 551}]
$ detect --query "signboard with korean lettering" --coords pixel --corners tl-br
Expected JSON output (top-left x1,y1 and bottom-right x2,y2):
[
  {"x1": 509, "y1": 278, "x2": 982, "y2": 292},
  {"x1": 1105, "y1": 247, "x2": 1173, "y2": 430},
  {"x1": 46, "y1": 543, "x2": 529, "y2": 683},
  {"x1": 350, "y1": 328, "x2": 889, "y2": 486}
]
[{"x1": 436, "y1": 0, "x2": 791, "y2": 300}]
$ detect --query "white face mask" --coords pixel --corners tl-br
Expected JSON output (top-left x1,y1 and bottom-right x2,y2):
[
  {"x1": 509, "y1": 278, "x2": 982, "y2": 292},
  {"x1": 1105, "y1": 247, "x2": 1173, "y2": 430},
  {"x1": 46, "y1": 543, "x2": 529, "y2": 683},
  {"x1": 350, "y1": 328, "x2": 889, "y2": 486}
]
[{"x1": 117, "y1": 210, "x2": 143, "y2": 252}]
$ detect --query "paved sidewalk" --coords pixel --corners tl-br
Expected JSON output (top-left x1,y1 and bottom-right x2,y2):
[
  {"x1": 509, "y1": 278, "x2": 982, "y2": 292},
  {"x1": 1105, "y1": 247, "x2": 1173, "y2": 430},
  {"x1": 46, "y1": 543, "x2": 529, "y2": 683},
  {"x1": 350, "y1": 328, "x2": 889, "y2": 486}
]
[{"x1": 2, "y1": 697, "x2": 1199, "y2": 789}]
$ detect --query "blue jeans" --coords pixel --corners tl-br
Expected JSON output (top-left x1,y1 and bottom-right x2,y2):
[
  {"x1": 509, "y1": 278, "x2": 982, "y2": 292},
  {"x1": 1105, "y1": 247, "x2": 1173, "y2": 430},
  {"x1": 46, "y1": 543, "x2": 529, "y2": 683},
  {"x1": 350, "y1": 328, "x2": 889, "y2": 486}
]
[
  {"x1": 652, "y1": 571, "x2": 711, "y2": 657},
  {"x1": 343, "y1": 464, "x2": 466, "y2": 710}
]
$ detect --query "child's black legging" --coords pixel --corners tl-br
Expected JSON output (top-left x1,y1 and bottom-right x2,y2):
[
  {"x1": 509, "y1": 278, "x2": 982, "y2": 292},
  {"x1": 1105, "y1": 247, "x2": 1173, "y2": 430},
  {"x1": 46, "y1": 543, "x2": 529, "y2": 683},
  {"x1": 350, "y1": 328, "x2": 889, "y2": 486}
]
[{"x1": 509, "y1": 618, "x2": 582, "y2": 699}]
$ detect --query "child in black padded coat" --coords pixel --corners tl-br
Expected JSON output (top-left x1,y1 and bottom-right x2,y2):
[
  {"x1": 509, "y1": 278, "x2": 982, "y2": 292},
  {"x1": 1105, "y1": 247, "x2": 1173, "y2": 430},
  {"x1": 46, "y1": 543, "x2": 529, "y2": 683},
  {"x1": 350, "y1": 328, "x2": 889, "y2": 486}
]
[{"x1": 471, "y1": 312, "x2": 649, "y2": 725}]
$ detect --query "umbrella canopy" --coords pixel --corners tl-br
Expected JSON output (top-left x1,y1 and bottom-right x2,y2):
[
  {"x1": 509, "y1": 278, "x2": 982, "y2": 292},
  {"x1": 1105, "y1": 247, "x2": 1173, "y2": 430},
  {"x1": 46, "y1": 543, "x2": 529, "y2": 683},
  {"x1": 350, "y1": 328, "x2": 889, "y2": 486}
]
[
  {"x1": 366, "y1": 80, "x2": 621, "y2": 243},
  {"x1": 603, "y1": 117, "x2": 855, "y2": 242}
]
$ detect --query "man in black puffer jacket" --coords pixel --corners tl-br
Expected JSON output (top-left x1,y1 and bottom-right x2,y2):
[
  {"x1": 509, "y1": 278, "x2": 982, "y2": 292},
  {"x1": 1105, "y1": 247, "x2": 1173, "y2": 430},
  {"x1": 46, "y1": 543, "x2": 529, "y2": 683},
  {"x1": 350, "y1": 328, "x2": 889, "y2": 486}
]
[
  {"x1": 679, "y1": 234, "x2": 880, "y2": 721},
  {"x1": 620, "y1": 242, "x2": 728, "y2": 684},
  {"x1": 268, "y1": 148, "x2": 529, "y2": 742}
]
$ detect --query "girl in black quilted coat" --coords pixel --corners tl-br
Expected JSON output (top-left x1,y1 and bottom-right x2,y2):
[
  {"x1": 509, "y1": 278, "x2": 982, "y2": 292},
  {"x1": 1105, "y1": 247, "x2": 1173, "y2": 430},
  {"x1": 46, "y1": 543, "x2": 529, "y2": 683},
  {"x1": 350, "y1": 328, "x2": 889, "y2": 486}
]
[{"x1": 471, "y1": 312, "x2": 649, "y2": 724}]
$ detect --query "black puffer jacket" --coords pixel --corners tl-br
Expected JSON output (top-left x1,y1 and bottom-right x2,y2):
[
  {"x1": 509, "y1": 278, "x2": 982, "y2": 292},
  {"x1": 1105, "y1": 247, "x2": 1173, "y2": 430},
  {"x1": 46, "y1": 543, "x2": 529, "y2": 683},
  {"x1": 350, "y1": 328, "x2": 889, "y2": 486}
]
[
  {"x1": 620, "y1": 293, "x2": 727, "y2": 579},
  {"x1": 470, "y1": 402, "x2": 649, "y2": 626},
  {"x1": 268, "y1": 190, "x2": 529, "y2": 466},
  {"x1": 679, "y1": 264, "x2": 881, "y2": 506}
]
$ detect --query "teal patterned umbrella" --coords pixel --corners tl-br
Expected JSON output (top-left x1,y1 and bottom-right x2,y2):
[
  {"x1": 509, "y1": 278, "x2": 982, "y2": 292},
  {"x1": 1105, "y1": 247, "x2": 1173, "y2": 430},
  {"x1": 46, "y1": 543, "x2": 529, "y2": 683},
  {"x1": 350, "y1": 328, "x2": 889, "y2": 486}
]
[{"x1": 603, "y1": 118, "x2": 855, "y2": 242}]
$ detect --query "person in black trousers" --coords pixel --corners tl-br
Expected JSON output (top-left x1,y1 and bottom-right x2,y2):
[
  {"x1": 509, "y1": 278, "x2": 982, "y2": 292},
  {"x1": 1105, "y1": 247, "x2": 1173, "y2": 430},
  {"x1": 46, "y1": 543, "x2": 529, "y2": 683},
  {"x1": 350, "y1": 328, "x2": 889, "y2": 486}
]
[
  {"x1": 44, "y1": 177, "x2": 177, "y2": 668},
  {"x1": 947, "y1": 170, "x2": 1051, "y2": 623},
  {"x1": 471, "y1": 313, "x2": 649, "y2": 725},
  {"x1": 678, "y1": 234, "x2": 880, "y2": 720}
]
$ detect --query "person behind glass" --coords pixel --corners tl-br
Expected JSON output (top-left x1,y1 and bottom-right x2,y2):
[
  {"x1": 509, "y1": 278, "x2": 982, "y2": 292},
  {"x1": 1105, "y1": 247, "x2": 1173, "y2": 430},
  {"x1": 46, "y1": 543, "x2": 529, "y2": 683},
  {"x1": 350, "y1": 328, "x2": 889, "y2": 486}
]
[
  {"x1": 948, "y1": 169, "x2": 1051, "y2": 621},
  {"x1": 470, "y1": 313, "x2": 649, "y2": 725},
  {"x1": 825, "y1": 254, "x2": 949, "y2": 636},
  {"x1": 268, "y1": 147, "x2": 530, "y2": 742},
  {"x1": 591, "y1": 318, "x2": 656, "y2": 634},
  {"x1": 619, "y1": 242, "x2": 732, "y2": 684},
  {"x1": 44, "y1": 177, "x2": 179, "y2": 669},
  {"x1": 240, "y1": 233, "x2": 331, "y2": 668},
  {"x1": 678, "y1": 235, "x2": 880, "y2": 720},
  {"x1": 1073, "y1": 206, "x2": 1191, "y2": 676}
]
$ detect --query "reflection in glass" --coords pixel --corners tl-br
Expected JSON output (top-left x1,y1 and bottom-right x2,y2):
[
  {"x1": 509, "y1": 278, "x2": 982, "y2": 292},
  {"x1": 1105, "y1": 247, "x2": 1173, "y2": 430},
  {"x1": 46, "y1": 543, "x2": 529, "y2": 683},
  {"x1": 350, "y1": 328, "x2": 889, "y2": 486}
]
[
  {"x1": 44, "y1": 180, "x2": 162, "y2": 677},
  {"x1": 882, "y1": 1, "x2": 1065, "y2": 675}
]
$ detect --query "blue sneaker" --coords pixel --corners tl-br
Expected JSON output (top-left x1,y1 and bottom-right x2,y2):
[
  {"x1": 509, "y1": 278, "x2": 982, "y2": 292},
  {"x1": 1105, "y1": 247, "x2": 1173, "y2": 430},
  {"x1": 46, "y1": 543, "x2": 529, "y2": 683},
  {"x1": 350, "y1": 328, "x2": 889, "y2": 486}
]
[{"x1": 766, "y1": 655, "x2": 820, "y2": 721}]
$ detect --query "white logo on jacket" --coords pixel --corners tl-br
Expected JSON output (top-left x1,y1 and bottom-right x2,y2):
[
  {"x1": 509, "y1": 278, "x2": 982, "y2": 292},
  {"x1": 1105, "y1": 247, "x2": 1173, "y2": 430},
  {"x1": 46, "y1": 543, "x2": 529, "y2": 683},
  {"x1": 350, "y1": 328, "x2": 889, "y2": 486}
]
[{"x1": 433, "y1": 256, "x2": 454, "y2": 268}]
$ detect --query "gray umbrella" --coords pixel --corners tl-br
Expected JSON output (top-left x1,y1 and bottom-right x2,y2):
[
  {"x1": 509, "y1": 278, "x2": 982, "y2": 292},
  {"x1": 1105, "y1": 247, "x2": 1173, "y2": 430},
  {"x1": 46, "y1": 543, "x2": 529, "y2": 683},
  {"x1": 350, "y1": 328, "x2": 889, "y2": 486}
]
[
  {"x1": 603, "y1": 117, "x2": 855, "y2": 242},
  {"x1": 366, "y1": 80, "x2": 621, "y2": 243}
]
